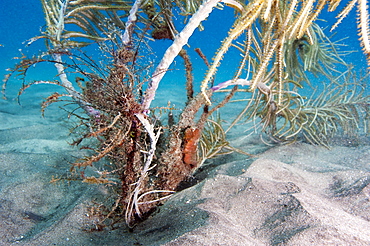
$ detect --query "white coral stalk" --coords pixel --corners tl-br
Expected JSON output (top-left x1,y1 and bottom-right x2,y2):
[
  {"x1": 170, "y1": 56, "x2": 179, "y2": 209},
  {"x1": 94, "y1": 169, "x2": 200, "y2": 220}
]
[
  {"x1": 122, "y1": 0, "x2": 141, "y2": 46},
  {"x1": 142, "y1": 0, "x2": 241, "y2": 111}
]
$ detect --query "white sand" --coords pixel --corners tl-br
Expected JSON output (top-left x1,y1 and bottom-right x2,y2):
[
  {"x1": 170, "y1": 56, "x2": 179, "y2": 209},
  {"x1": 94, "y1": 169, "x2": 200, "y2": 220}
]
[{"x1": 1, "y1": 96, "x2": 370, "y2": 245}]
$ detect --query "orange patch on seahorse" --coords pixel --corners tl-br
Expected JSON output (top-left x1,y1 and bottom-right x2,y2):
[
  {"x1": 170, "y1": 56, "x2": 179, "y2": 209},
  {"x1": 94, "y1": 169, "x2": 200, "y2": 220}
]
[{"x1": 183, "y1": 127, "x2": 201, "y2": 167}]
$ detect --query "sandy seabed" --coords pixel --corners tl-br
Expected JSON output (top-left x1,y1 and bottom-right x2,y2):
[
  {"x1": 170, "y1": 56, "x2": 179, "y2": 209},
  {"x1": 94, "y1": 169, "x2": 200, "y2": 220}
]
[{"x1": 1, "y1": 93, "x2": 370, "y2": 246}]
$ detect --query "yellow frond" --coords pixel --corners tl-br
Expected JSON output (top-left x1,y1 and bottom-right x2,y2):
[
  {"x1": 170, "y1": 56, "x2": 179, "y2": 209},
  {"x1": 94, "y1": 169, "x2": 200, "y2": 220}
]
[
  {"x1": 288, "y1": 0, "x2": 315, "y2": 40},
  {"x1": 201, "y1": 0, "x2": 266, "y2": 104},
  {"x1": 357, "y1": 0, "x2": 370, "y2": 66},
  {"x1": 331, "y1": 0, "x2": 357, "y2": 31}
]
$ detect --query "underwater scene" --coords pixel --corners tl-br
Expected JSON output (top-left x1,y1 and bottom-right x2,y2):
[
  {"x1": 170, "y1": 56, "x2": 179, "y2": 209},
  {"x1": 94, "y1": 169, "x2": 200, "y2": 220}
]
[{"x1": 1, "y1": 0, "x2": 370, "y2": 245}]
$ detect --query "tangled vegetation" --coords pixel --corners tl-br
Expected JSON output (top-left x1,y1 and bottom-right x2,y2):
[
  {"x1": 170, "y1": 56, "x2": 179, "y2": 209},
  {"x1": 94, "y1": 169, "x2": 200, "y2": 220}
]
[{"x1": 2, "y1": 0, "x2": 370, "y2": 230}]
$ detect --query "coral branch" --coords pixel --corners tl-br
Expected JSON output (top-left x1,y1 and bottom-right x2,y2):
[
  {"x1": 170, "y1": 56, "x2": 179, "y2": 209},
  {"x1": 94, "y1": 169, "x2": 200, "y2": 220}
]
[
  {"x1": 357, "y1": 0, "x2": 370, "y2": 66},
  {"x1": 125, "y1": 113, "x2": 163, "y2": 227},
  {"x1": 212, "y1": 78, "x2": 270, "y2": 94},
  {"x1": 53, "y1": 54, "x2": 99, "y2": 117},
  {"x1": 142, "y1": 0, "x2": 222, "y2": 111},
  {"x1": 122, "y1": 0, "x2": 141, "y2": 46}
]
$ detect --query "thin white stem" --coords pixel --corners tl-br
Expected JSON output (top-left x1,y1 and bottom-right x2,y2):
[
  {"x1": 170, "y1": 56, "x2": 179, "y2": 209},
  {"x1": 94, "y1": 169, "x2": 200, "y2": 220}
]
[
  {"x1": 142, "y1": 0, "x2": 222, "y2": 111},
  {"x1": 122, "y1": 0, "x2": 141, "y2": 46},
  {"x1": 125, "y1": 113, "x2": 162, "y2": 226}
]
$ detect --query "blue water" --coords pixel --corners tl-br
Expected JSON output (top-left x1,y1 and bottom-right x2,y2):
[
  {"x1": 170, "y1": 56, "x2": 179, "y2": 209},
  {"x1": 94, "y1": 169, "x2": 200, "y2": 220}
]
[{"x1": 1, "y1": 0, "x2": 367, "y2": 98}]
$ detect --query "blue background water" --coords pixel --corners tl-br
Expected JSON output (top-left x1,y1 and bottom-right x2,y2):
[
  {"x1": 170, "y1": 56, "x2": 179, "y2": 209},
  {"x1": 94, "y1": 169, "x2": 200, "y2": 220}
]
[{"x1": 1, "y1": 0, "x2": 368, "y2": 102}]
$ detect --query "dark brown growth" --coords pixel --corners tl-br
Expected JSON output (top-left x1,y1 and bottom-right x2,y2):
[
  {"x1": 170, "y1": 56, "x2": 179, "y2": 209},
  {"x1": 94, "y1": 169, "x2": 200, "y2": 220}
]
[
  {"x1": 2, "y1": 39, "x2": 233, "y2": 230},
  {"x1": 66, "y1": 43, "x2": 214, "y2": 229},
  {"x1": 152, "y1": 24, "x2": 173, "y2": 40},
  {"x1": 179, "y1": 49, "x2": 194, "y2": 103}
]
